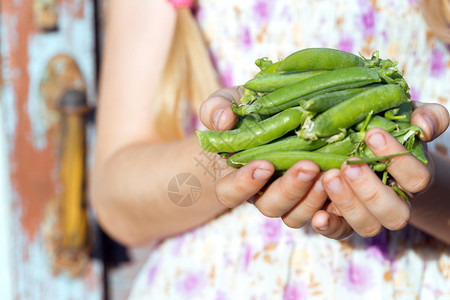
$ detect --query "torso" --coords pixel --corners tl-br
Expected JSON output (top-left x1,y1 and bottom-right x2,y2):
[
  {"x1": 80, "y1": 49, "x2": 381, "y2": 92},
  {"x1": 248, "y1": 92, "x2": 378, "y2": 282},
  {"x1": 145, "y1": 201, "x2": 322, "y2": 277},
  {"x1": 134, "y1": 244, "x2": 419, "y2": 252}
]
[{"x1": 129, "y1": 1, "x2": 450, "y2": 299}]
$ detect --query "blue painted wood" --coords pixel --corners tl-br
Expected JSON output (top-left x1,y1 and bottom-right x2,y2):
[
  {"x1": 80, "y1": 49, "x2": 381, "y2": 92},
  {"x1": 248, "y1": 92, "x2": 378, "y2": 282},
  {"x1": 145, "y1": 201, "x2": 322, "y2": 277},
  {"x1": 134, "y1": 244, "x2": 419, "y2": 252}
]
[{"x1": 0, "y1": 0, "x2": 103, "y2": 298}]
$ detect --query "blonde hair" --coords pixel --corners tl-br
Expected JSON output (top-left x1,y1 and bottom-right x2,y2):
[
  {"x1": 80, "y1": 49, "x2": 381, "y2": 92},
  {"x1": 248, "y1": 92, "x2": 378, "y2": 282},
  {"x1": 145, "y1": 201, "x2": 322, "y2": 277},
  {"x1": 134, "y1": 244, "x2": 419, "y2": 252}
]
[
  {"x1": 154, "y1": 8, "x2": 220, "y2": 141},
  {"x1": 156, "y1": 2, "x2": 450, "y2": 140},
  {"x1": 420, "y1": 0, "x2": 450, "y2": 43}
]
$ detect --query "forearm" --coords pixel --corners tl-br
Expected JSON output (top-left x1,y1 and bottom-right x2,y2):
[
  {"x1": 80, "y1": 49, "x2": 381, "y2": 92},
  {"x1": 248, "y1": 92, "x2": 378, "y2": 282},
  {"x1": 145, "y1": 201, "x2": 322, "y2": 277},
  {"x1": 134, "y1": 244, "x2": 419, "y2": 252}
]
[
  {"x1": 91, "y1": 135, "x2": 228, "y2": 246},
  {"x1": 410, "y1": 151, "x2": 450, "y2": 244}
]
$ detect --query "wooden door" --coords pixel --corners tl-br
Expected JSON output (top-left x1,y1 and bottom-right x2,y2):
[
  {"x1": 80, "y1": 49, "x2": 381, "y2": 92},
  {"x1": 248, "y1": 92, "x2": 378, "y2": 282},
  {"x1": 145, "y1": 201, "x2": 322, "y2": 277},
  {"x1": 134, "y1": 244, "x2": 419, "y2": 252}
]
[{"x1": 0, "y1": 0, "x2": 103, "y2": 298}]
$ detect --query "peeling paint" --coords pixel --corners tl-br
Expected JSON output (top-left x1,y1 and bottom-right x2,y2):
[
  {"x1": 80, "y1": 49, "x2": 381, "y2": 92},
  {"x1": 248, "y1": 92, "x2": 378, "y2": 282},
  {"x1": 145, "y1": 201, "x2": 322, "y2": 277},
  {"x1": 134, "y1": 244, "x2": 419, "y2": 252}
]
[
  {"x1": 27, "y1": 3, "x2": 94, "y2": 150},
  {"x1": 0, "y1": 97, "x2": 14, "y2": 300},
  {"x1": 1, "y1": 0, "x2": 102, "y2": 297},
  {"x1": 11, "y1": 213, "x2": 102, "y2": 299}
]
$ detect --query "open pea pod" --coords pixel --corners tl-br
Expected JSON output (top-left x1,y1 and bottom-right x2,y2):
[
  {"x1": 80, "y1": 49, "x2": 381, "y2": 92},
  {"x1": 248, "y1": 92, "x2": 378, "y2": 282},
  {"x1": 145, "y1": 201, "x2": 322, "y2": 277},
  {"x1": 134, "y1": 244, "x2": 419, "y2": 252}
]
[
  {"x1": 353, "y1": 115, "x2": 397, "y2": 133},
  {"x1": 314, "y1": 132, "x2": 365, "y2": 156},
  {"x1": 385, "y1": 102, "x2": 413, "y2": 122}
]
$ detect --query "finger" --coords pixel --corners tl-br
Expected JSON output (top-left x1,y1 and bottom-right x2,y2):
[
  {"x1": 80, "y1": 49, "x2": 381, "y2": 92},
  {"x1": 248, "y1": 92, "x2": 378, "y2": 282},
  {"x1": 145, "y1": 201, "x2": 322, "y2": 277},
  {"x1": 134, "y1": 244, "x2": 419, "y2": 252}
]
[
  {"x1": 322, "y1": 169, "x2": 383, "y2": 238},
  {"x1": 325, "y1": 201, "x2": 342, "y2": 217},
  {"x1": 411, "y1": 102, "x2": 450, "y2": 141},
  {"x1": 341, "y1": 159, "x2": 411, "y2": 231},
  {"x1": 253, "y1": 160, "x2": 320, "y2": 218},
  {"x1": 311, "y1": 210, "x2": 354, "y2": 240},
  {"x1": 199, "y1": 87, "x2": 243, "y2": 131},
  {"x1": 281, "y1": 173, "x2": 328, "y2": 228},
  {"x1": 365, "y1": 128, "x2": 431, "y2": 193},
  {"x1": 215, "y1": 159, "x2": 274, "y2": 208}
]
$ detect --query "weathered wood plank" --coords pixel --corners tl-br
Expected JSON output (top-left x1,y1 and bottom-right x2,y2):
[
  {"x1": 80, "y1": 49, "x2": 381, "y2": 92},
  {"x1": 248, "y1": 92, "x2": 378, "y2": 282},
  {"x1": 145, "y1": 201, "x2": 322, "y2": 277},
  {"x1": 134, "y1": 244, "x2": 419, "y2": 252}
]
[{"x1": 0, "y1": 0, "x2": 103, "y2": 298}]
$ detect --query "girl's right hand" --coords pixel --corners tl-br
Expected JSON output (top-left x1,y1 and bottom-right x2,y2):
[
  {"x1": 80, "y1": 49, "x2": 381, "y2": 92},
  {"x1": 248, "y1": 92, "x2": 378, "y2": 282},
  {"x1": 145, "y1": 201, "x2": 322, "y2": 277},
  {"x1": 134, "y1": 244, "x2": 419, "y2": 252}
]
[{"x1": 199, "y1": 87, "x2": 329, "y2": 229}]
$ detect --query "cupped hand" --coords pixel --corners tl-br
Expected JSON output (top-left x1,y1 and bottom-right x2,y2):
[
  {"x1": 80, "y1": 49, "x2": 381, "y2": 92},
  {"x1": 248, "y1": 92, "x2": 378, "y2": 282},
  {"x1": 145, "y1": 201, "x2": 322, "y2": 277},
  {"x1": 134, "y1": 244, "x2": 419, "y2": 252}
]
[
  {"x1": 199, "y1": 87, "x2": 329, "y2": 228},
  {"x1": 311, "y1": 102, "x2": 450, "y2": 240}
]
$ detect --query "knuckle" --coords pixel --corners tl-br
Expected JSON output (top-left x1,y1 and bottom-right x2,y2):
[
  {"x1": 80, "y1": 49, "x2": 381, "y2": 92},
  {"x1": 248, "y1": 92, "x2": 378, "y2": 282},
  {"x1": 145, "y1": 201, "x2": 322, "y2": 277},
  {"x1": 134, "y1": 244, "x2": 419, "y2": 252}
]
[
  {"x1": 282, "y1": 216, "x2": 306, "y2": 229},
  {"x1": 331, "y1": 228, "x2": 352, "y2": 241},
  {"x1": 280, "y1": 187, "x2": 302, "y2": 204},
  {"x1": 359, "y1": 223, "x2": 382, "y2": 238},
  {"x1": 298, "y1": 199, "x2": 322, "y2": 214},
  {"x1": 336, "y1": 200, "x2": 359, "y2": 215},
  {"x1": 405, "y1": 173, "x2": 431, "y2": 194},
  {"x1": 234, "y1": 179, "x2": 250, "y2": 195},
  {"x1": 215, "y1": 189, "x2": 235, "y2": 208},
  {"x1": 256, "y1": 202, "x2": 278, "y2": 218},
  {"x1": 386, "y1": 210, "x2": 410, "y2": 231},
  {"x1": 358, "y1": 188, "x2": 379, "y2": 205}
]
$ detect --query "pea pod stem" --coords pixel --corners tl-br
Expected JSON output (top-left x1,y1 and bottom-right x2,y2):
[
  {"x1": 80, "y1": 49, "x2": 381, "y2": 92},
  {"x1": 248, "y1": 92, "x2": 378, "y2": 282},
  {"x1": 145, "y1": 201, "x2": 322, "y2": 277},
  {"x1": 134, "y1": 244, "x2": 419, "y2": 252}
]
[
  {"x1": 346, "y1": 150, "x2": 411, "y2": 165},
  {"x1": 391, "y1": 184, "x2": 409, "y2": 202},
  {"x1": 359, "y1": 110, "x2": 374, "y2": 132}
]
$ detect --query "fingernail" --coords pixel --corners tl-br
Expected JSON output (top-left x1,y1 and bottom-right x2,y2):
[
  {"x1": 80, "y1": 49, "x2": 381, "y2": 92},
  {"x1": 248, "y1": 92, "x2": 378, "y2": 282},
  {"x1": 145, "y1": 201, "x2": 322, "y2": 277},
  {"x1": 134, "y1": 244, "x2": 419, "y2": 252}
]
[
  {"x1": 423, "y1": 114, "x2": 436, "y2": 139},
  {"x1": 253, "y1": 168, "x2": 272, "y2": 180},
  {"x1": 297, "y1": 170, "x2": 316, "y2": 182},
  {"x1": 318, "y1": 217, "x2": 329, "y2": 231},
  {"x1": 327, "y1": 177, "x2": 342, "y2": 193},
  {"x1": 318, "y1": 223, "x2": 329, "y2": 231},
  {"x1": 344, "y1": 165, "x2": 361, "y2": 181},
  {"x1": 367, "y1": 133, "x2": 386, "y2": 150},
  {"x1": 213, "y1": 108, "x2": 224, "y2": 130}
]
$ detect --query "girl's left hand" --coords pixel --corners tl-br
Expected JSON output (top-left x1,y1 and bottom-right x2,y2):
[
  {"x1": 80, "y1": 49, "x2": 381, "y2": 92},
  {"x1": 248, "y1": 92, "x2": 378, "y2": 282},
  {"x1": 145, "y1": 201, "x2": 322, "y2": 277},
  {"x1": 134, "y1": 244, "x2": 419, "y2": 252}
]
[{"x1": 311, "y1": 102, "x2": 450, "y2": 239}]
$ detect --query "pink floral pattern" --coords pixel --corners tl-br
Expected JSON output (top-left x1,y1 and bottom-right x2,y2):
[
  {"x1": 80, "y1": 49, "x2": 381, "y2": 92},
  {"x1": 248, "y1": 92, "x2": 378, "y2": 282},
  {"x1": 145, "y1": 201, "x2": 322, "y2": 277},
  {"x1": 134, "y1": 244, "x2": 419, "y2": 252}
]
[{"x1": 129, "y1": 0, "x2": 450, "y2": 299}]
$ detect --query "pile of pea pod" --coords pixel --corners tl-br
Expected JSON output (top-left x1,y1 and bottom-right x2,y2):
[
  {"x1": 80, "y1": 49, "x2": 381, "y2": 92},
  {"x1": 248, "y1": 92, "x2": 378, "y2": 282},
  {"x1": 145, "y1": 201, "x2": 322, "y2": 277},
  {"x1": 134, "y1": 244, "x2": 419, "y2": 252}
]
[{"x1": 196, "y1": 48, "x2": 427, "y2": 200}]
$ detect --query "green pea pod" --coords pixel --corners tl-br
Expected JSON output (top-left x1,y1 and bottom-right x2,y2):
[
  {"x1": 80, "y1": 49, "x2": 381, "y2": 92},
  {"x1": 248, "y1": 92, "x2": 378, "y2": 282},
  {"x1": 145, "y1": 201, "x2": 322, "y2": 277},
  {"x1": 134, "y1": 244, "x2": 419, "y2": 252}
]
[
  {"x1": 372, "y1": 164, "x2": 387, "y2": 172},
  {"x1": 235, "y1": 113, "x2": 265, "y2": 129},
  {"x1": 258, "y1": 61, "x2": 282, "y2": 75},
  {"x1": 233, "y1": 67, "x2": 382, "y2": 116},
  {"x1": 385, "y1": 102, "x2": 413, "y2": 122},
  {"x1": 300, "y1": 84, "x2": 410, "y2": 138},
  {"x1": 196, "y1": 107, "x2": 311, "y2": 153},
  {"x1": 353, "y1": 115, "x2": 397, "y2": 132},
  {"x1": 397, "y1": 102, "x2": 414, "y2": 122},
  {"x1": 255, "y1": 57, "x2": 275, "y2": 72},
  {"x1": 276, "y1": 48, "x2": 365, "y2": 72},
  {"x1": 227, "y1": 135, "x2": 330, "y2": 168},
  {"x1": 229, "y1": 151, "x2": 349, "y2": 171},
  {"x1": 300, "y1": 87, "x2": 371, "y2": 113},
  {"x1": 239, "y1": 88, "x2": 258, "y2": 105},
  {"x1": 362, "y1": 127, "x2": 428, "y2": 166},
  {"x1": 245, "y1": 70, "x2": 327, "y2": 93},
  {"x1": 391, "y1": 125, "x2": 423, "y2": 143},
  {"x1": 314, "y1": 132, "x2": 365, "y2": 155},
  {"x1": 411, "y1": 139, "x2": 428, "y2": 165}
]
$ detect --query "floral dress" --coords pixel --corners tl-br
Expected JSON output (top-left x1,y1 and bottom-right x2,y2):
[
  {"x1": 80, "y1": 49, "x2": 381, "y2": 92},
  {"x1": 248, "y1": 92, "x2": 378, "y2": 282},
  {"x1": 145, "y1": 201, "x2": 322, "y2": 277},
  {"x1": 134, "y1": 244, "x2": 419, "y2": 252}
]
[{"x1": 129, "y1": 0, "x2": 450, "y2": 299}]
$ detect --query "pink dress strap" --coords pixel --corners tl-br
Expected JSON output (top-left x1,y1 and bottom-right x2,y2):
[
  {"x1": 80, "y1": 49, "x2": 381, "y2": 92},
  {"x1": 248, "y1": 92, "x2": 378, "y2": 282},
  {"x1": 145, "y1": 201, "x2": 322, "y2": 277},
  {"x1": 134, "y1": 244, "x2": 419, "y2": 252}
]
[{"x1": 167, "y1": 0, "x2": 194, "y2": 9}]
